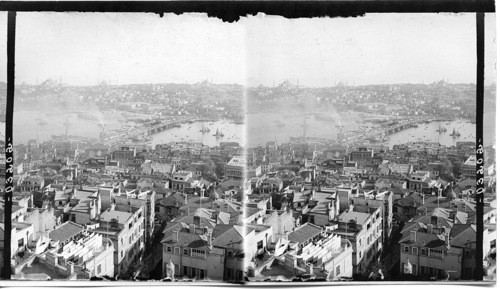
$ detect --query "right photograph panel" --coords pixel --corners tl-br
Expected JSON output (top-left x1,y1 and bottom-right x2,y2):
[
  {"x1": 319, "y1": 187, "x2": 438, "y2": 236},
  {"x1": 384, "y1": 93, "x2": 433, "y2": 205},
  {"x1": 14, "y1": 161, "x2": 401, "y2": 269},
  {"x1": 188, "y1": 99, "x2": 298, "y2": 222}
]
[{"x1": 243, "y1": 13, "x2": 496, "y2": 282}]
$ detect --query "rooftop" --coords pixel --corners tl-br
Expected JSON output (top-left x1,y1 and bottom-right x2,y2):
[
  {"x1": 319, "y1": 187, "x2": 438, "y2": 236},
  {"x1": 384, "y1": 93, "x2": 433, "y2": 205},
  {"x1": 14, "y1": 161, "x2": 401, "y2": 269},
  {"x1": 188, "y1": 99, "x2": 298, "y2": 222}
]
[
  {"x1": 49, "y1": 221, "x2": 84, "y2": 243},
  {"x1": 337, "y1": 210, "x2": 371, "y2": 225},
  {"x1": 287, "y1": 223, "x2": 322, "y2": 245},
  {"x1": 99, "y1": 209, "x2": 134, "y2": 224},
  {"x1": 226, "y1": 156, "x2": 247, "y2": 167}
]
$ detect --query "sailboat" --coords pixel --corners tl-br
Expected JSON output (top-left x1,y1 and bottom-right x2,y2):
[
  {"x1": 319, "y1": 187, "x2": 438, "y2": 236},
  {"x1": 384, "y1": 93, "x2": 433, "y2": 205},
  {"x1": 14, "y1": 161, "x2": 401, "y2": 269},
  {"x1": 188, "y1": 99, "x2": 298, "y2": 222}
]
[
  {"x1": 436, "y1": 124, "x2": 447, "y2": 133},
  {"x1": 214, "y1": 128, "x2": 224, "y2": 138},
  {"x1": 200, "y1": 124, "x2": 210, "y2": 133},
  {"x1": 450, "y1": 128, "x2": 461, "y2": 137}
]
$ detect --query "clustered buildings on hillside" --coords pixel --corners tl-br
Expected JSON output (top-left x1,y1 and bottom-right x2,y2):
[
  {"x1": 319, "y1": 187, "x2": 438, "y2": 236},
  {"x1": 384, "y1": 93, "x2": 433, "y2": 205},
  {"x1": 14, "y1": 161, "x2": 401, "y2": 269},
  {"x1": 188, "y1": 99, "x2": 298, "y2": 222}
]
[
  {"x1": 1, "y1": 139, "x2": 245, "y2": 281},
  {"x1": 243, "y1": 139, "x2": 496, "y2": 281},
  {"x1": 0, "y1": 132, "x2": 495, "y2": 281}
]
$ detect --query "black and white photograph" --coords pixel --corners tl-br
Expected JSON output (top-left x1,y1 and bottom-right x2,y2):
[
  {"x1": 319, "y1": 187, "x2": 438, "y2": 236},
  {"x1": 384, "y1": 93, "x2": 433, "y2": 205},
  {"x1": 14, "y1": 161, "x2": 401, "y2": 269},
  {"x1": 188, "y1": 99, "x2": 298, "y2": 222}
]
[
  {"x1": 3, "y1": 12, "x2": 246, "y2": 281},
  {"x1": 244, "y1": 12, "x2": 496, "y2": 282},
  {"x1": 0, "y1": 2, "x2": 496, "y2": 285}
]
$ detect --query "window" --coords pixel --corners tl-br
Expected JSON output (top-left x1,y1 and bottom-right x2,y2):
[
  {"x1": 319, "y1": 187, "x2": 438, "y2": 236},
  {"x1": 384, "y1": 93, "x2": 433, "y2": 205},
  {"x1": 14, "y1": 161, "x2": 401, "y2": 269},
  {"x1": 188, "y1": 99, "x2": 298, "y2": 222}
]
[
  {"x1": 257, "y1": 240, "x2": 263, "y2": 250},
  {"x1": 199, "y1": 269, "x2": 205, "y2": 279},
  {"x1": 227, "y1": 251, "x2": 233, "y2": 258},
  {"x1": 429, "y1": 249, "x2": 443, "y2": 258},
  {"x1": 421, "y1": 266, "x2": 427, "y2": 275},
  {"x1": 97, "y1": 264, "x2": 102, "y2": 275},
  {"x1": 174, "y1": 247, "x2": 180, "y2": 255},
  {"x1": 226, "y1": 268, "x2": 233, "y2": 279},
  {"x1": 18, "y1": 238, "x2": 24, "y2": 248},
  {"x1": 192, "y1": 249, "x2": 206, "y2": 259},
  {"x1": 412, "y1": 247, "x2": 418, "y2": 255},
  {"x1": 421, "y1": 248, "x2": 427, "y2": 256},
  {"x1": 129, "y1": 222, "x2": 132, "y2": 229},
  {"x1": 183, "y1": 248, "x2": 190, "y2": 256},
  {"x1": 183, "y1": 266, "x2": 188, "y2": 276},
  {"x1": 167, "y1": 246, "x2": 172, "y2": 253},
  {"x1": 175, "y1": 264, "x2": 180, "y2": 275},
  {"x1": 403, "y1": 246, "x2": 409, "y2": 253},
  {"x1": 336, "y1": 265, "x2": 341, "y2": 276}
]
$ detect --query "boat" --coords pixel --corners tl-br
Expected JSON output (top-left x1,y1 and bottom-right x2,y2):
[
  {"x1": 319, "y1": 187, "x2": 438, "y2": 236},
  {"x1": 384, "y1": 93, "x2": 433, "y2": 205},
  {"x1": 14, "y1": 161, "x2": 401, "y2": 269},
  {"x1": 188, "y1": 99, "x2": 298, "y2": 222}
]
[
  {"x1": 213, "y1": 128, "x2": 224, "y2": 138},
  {"x1": 450, "y1": 128, "x2": 461, "y2": 137},
  {"x1": 436, "y1": 125, "x2": 447, "y2": 133},
  {"x1": 200, "y1": 124, "x2": 210, "y2": 133}
]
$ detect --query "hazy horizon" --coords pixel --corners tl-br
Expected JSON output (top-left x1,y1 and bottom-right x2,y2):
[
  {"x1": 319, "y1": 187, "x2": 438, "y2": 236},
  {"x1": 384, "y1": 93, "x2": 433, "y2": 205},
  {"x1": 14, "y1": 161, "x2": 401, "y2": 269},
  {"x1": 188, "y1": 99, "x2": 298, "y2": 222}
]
[
  {"x1": 6, "y1": 78, "x2": 493, "y2": 88},
  {"x1": 0, "y1": 12, "x2": 496, "y2": 86}
]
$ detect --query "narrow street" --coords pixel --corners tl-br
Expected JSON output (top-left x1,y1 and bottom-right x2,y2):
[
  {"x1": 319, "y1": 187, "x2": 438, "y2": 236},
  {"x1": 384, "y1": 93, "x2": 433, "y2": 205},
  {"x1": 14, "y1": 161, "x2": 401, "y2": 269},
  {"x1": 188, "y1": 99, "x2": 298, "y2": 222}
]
[{"x1": 135, "y1": 222, "x2": 167, "y2": 280}]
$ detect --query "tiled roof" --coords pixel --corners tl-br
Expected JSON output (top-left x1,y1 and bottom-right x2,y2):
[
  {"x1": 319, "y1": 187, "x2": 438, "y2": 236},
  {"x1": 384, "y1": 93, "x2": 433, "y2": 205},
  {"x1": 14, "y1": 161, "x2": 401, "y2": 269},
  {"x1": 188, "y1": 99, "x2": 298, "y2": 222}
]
[
  {"x1": 399, "y1": 229, "x2": 448, "y2": 250},
  {"x1": 212, "y1": 224, "x2": 244, "y2": 249},
  {"x1": 287, "y1": 223, "x2": 322, "y2": 245},
  {"x1": 164, "y1": 231, "x2": 208, "y2": 249},
  {"x1": 158, "y1": 193, "x2": 185, "y2": 207},
  {"x1": 450, "y1": 226, "x2": 477, "y2": 249},
  {"x1": 49, "y1": 221, "x2": 84, "y2": 243}
]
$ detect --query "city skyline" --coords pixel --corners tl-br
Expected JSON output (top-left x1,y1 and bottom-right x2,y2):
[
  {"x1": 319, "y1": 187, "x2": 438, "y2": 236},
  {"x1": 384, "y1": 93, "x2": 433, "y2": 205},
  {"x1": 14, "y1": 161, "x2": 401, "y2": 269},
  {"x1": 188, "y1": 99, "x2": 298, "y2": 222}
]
[{"x1": 0, "y1": 12, "x2": 496, "y2": 87}]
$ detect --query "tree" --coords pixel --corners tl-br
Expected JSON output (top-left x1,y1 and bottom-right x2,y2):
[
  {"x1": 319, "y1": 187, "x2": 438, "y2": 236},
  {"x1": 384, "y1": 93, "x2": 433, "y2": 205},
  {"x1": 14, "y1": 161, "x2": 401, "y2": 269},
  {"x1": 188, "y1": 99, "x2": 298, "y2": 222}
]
[{"x1": 451, "y1": 162, "x2": 462, "y2": 179}]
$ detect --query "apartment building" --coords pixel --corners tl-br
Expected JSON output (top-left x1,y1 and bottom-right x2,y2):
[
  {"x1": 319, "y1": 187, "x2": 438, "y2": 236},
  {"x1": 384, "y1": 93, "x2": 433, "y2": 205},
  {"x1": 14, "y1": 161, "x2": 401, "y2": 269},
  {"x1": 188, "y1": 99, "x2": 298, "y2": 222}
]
[
  {"x1": 91, "y1": 206, "x2": 145, "y2": 276},
  {"x1": 333, "y1": 206, "x2": 383, "y2": 274}
]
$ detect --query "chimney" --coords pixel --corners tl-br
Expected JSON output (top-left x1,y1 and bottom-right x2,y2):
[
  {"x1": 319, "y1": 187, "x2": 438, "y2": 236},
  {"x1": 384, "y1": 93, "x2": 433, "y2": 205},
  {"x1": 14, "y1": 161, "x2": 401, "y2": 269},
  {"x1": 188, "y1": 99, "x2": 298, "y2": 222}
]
[
  {"x1": 189, "y1": 224, "x2": 196, "y2": 234},
  {"x1": 184, "y1": 195, "x2": 188, "y2": 205},
  {"x1": 308, "y1": 263, "x2": 314, "y2": 275},
  {"x1": 422, "y1": 194, "x2": 425, "y2": 204},
  {"x1": 427, "y1": 224, "x2": 433, "y2": 234},
  {"x1": 207, "y1": 233, "x2": 212, "y2": 247},
  {"x1": 431, "y1": 215, "x2": 437, "y2": 226},
  {"x1": 445, "y1": 232, "x2": 450, "y2": 247},
  {"x1": 409, "y1": 230, "x2": 417, "y2": 243}
]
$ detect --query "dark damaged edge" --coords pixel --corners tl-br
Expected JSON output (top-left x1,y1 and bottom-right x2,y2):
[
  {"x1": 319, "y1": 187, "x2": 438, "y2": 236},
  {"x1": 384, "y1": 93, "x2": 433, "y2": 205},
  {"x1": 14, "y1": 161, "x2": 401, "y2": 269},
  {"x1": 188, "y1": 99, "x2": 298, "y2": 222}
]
[{"x1": 0, "y1": 1, "x2": 496, "y2": 22}]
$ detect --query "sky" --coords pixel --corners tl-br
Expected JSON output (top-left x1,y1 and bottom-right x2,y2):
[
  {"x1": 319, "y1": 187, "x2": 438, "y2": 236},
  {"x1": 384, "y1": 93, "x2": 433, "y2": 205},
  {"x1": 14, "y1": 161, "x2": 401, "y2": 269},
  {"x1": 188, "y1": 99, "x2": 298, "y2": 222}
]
[{"x1": 0, "y1": 12, "x2": 496, "y2": 87}]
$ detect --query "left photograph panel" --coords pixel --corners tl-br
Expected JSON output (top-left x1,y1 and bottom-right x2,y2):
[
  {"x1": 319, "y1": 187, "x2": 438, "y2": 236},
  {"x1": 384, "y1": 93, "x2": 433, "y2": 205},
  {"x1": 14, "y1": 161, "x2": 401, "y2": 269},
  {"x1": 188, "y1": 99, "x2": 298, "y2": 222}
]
[{"x1": 8, "y1": 12, "x2": 245, "y2": 281}]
